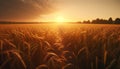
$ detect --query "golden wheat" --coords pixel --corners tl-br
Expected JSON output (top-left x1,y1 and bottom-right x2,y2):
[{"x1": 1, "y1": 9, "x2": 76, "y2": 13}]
[{"x1": 0, "y1": 24, "x2": 120, "y2": 69}]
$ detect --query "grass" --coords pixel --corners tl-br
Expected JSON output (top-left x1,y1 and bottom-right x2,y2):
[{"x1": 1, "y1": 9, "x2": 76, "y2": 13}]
[{"x1": 0, "y1": 24, "x2": 120, "y2": 69}]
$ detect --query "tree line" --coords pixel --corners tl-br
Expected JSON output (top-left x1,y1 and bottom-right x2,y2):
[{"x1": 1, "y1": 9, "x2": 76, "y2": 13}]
[{"x1": 79, "y1": 17, "x2": 120, "y2": 24}]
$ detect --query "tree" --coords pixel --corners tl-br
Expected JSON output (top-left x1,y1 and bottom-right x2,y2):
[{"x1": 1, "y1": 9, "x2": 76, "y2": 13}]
[
  {"x1": 83, "y1": 20, "x2": 91, "y2": 24},
  {"x1": 108, "y1": 17, "x2": 113, "y2": 24},
  {"x1": 114, "y1": 18, "x2": 120, "y2": 24}
]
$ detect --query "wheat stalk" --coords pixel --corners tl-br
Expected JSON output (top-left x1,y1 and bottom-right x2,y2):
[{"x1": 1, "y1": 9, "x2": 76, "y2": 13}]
[
  {"x1": 96, "y1": 56, "x2": 98, "y2": 69},
  {"x1": 104, "y1": 50, "x2": 107, "y2": 65}
]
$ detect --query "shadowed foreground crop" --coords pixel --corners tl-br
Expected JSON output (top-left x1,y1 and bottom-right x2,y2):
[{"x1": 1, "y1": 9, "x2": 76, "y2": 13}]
[{"x1": 0, "y1": 24, "x2": 120, "y2": 69}]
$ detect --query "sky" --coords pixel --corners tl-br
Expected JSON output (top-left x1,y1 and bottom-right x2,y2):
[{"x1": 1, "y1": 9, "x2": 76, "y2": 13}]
[{"x1": 0, "y1": 0, "x2": 120, "y2": 22}]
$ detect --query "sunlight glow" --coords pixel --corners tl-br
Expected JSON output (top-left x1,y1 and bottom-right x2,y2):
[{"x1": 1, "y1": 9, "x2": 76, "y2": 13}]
[{"x1": 55, "y1": 16, "x2": 65, "y2": 23}]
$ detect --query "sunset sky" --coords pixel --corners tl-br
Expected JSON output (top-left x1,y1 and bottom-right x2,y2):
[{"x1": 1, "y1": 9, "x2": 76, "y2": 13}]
[{"x1": 0, "y1": 0, "x2": 120, "y2": 22}]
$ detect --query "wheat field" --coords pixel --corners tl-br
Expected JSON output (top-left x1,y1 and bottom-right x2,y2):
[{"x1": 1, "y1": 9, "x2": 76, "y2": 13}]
[{"x1": 0, "y1": 24, "x2": 120, "y2": 69}]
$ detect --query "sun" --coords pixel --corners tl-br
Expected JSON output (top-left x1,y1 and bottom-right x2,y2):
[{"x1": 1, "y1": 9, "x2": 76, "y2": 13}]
[{"x1": 55, "y1": 16, "x2": 65, "y2": 23}]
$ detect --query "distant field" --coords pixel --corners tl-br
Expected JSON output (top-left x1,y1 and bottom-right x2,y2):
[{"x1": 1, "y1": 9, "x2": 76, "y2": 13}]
[{"x1": 0, "y1": 24, "x2": 120, "y2": 69}]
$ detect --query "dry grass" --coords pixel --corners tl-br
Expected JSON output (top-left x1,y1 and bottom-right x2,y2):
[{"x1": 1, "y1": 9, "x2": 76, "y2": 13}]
[{"x1": 0, "y1": 24, "x2": 120, "y2": 69}]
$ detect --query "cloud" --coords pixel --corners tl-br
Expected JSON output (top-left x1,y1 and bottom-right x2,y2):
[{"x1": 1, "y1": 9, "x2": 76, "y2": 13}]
[{"x1": 0, "y1": 0, "x2": 54, "y2": 21}]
